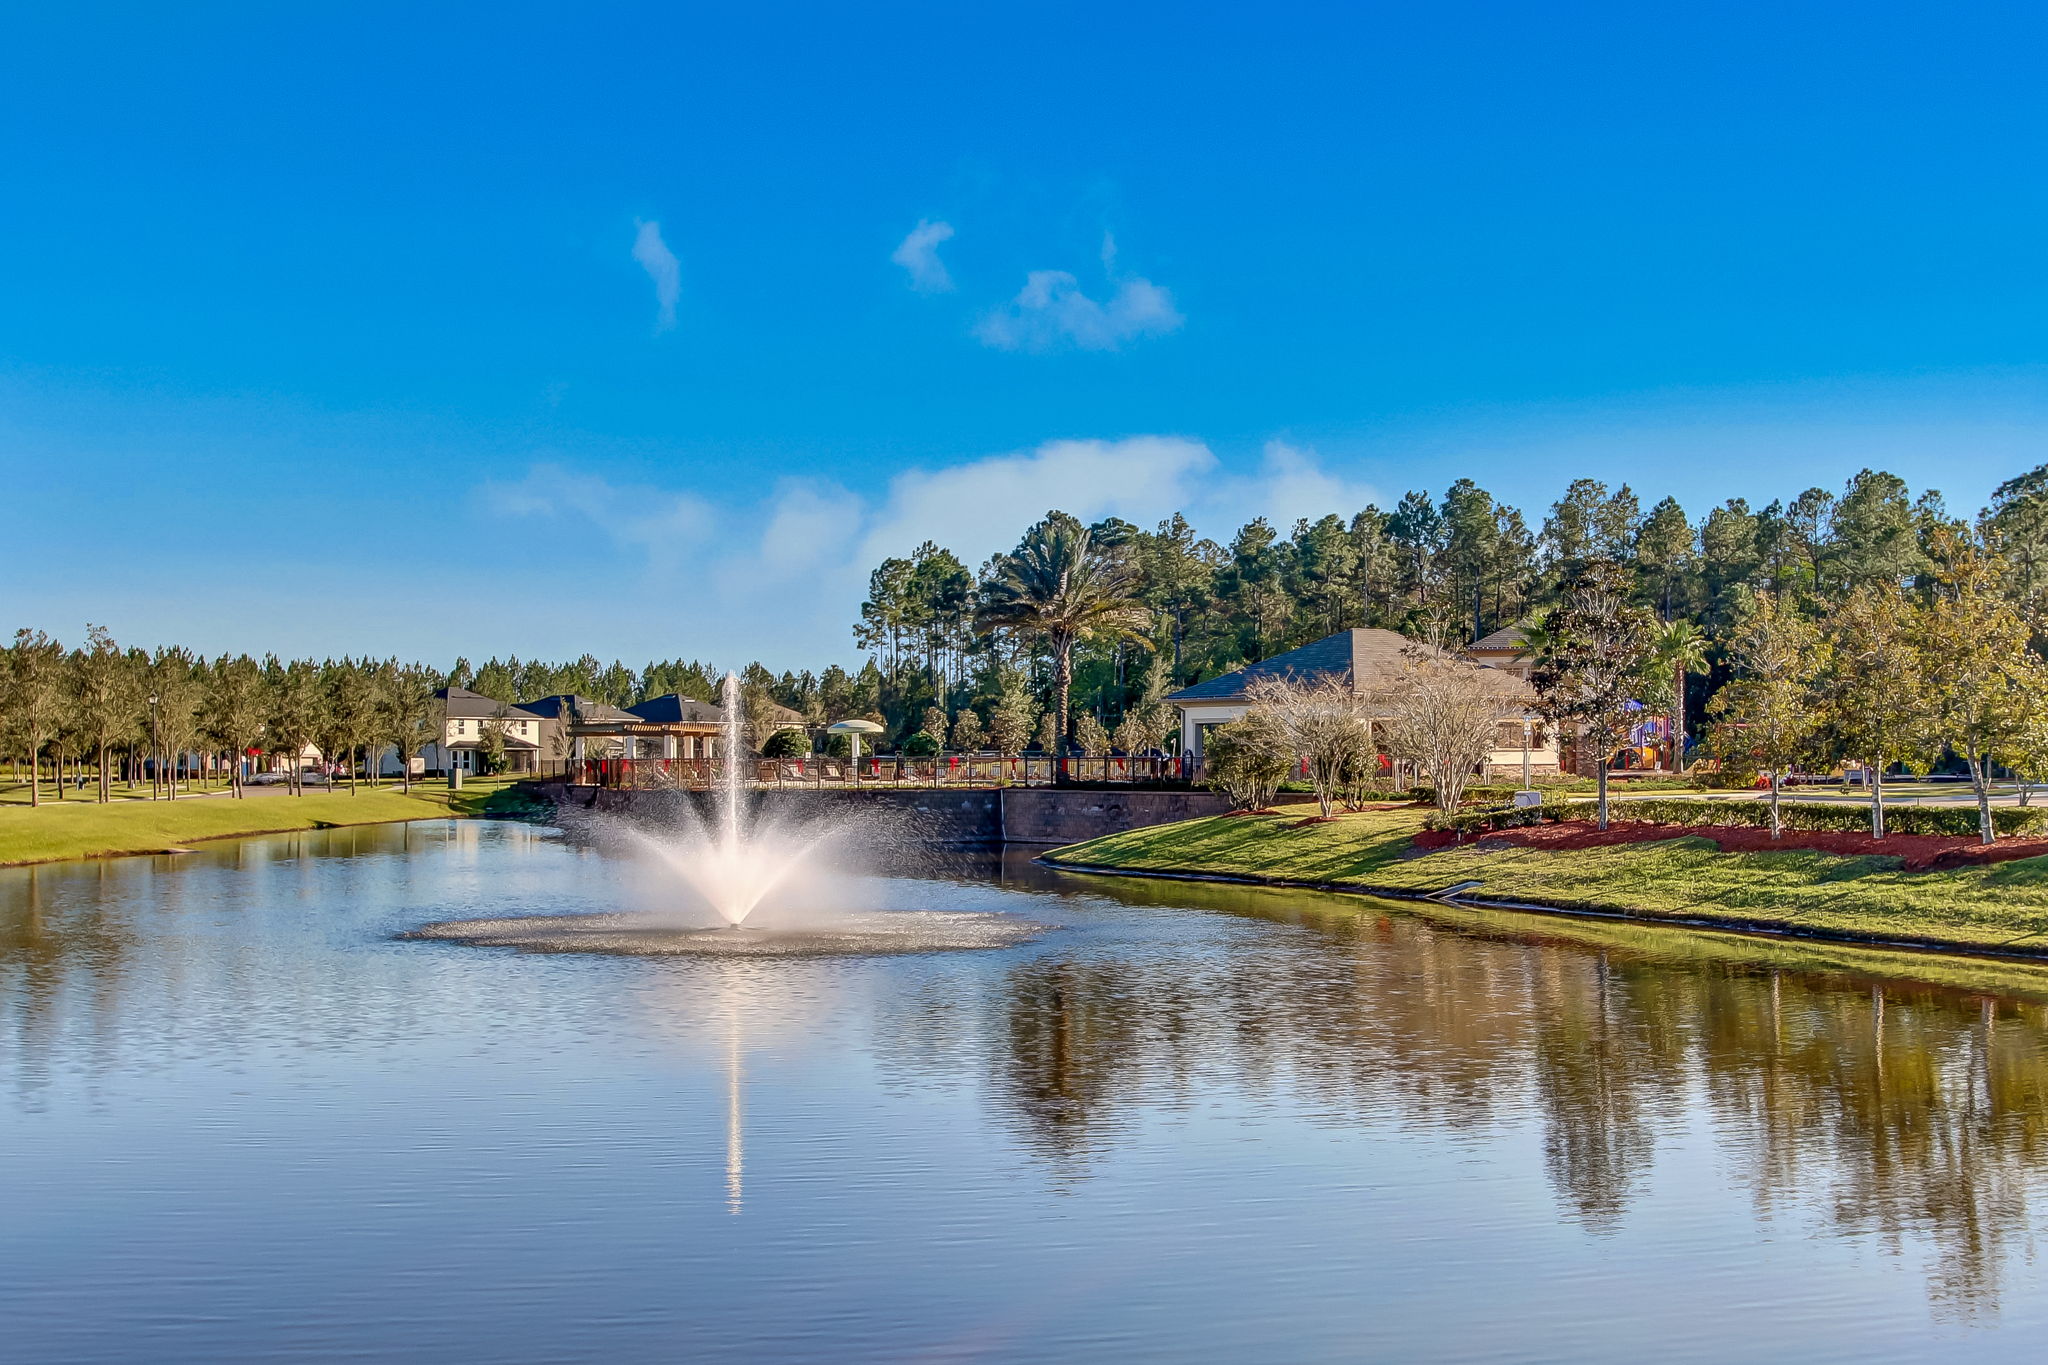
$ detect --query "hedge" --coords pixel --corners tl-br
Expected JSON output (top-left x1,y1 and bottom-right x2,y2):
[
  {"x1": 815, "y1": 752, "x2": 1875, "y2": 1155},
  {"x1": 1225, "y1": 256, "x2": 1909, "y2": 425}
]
[{"x1": 1425, "y1": 797, "x2": 2048, "y2": 840}]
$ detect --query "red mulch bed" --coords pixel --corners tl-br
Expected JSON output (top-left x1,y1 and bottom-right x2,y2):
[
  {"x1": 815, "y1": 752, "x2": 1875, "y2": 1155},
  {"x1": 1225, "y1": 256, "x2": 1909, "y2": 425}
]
[{"x1": 1410, "y1": 820, "x2": 2048, "y2": 872}]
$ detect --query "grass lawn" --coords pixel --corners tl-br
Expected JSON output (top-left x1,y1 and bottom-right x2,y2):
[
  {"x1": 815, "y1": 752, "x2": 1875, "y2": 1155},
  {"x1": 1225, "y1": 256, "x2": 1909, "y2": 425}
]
[
  {"x1": 1049, "y1": 808, "x2": 2048, "y2": 956},
  {"x1": 0, "y1": 777, "x2": 547, "y2": 866},
  {"x1": 0, "y1": 776, "x2": 243, "y2": 805}
]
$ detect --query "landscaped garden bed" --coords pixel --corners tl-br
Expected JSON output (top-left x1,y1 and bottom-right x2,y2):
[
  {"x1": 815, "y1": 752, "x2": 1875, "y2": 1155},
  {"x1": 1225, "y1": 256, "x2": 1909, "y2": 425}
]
[{"x1": 1410, "y1": 818, "x2": 2048, "y2": 871}]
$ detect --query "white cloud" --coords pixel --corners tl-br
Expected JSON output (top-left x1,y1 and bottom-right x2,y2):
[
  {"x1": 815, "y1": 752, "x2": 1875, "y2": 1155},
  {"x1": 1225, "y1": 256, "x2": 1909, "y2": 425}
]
[
  {"x1": 857, "y1": 436, "x2": 1216, "y2": 567},
  {"x1": 631, "y1": 219, "x2": 681, "y2": 332},
  {"x1": 975, "y1": 269, "x2": 1183, "y2": 352},
  {"x1": 479, "y1": 462, "x2": 712, "y2": 577},
  {"x1": 1202, "y1": 440, "x2": 1383, "y2": 532},
  {"x1": 473, "y1": 436, "x2": 1386, "y2": 667},
  {"x1": 890, "y1": 219, "x2": 956, "y2": 293}
]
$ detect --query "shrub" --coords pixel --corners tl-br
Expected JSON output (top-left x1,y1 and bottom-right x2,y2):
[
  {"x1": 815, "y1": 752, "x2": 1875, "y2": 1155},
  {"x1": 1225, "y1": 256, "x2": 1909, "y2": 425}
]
[
  {"x1": 1203, "y1": 711, "x2": 1292, "y2": 811},
  {"x1": 1572, "y1": 797, "x2": 2048, "y2": 839},
  {"x1": 760, "y1": 728, "x2": 809, "y2": 759},
  {"x1": 900, "y1": 731, "x2": 940, "y2": 757},
  {"x1": 1421, "y1": 796, "x2": 2048, "y2": 842},
  {"x1": 1423, "y1": 804, "x2": 1552, "y2": 836}
]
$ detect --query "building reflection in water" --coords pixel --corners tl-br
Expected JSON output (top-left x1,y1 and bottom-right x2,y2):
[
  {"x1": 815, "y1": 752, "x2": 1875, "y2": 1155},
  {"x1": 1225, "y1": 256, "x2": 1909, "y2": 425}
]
[{"x1": 882, "y1": 867, "x2": 2048, "y2": 1316}]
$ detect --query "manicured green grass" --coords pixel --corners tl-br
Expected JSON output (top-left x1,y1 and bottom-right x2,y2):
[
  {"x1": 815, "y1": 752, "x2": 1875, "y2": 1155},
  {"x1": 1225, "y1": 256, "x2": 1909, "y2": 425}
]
[
  {"x1": 0, "y1": 776, "x2": 241, "y2": 805},
  {"x1": 1050, "y1": 809, "x2": 2048, "y2": 955},
  {"x1": 0, "y1": 778, "x2": 545, "y2": 867}
]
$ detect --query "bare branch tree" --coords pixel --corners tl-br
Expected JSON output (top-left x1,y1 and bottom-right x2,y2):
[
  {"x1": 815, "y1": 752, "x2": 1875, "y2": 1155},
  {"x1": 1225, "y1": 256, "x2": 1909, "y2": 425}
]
[
  {"x1": 1372, "y1": 637, "x2": 1519, "y2": 816},
  {"x1": 1244, "y1": 674, "x2": 1374, "y2": 818}
]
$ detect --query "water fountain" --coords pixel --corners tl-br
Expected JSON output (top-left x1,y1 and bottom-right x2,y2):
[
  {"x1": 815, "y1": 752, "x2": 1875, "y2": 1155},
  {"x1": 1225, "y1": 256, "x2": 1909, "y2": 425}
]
[{"x1": 407, "y1": 673, "x2": 1046, "y2": 957}]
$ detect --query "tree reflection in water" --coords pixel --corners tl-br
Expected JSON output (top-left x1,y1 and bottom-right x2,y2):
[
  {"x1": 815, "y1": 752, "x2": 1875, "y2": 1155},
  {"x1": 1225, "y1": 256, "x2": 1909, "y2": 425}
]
[
  {"x1": 0, "y1": 863, "x2": 138, "y2": 1105},
  {"x1": 889, "y1": 870, "x2": 2048, "y2": 1316}
]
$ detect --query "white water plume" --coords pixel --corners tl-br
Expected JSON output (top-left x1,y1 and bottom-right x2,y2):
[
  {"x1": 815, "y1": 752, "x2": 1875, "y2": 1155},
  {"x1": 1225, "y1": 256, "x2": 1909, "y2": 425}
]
[
  {"x1": 410, "y1": 670, "x2": 1049, "y2": 956},
  {"x1": 607, "y1": 672, "x2": 852, "y2": 929}
]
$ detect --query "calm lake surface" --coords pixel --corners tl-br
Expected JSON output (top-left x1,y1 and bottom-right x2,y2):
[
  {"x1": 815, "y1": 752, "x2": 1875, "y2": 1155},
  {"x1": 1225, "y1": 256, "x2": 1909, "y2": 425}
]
[{"x1": 8, "y1": 820, "x2": 2048, "y2": 1362}]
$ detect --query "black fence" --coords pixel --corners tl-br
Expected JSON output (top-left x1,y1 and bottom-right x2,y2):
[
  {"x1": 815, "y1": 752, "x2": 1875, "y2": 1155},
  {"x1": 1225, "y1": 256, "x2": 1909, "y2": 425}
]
[{"x1": 565, "y1": 753, "x2": 1203, "y2": 791}]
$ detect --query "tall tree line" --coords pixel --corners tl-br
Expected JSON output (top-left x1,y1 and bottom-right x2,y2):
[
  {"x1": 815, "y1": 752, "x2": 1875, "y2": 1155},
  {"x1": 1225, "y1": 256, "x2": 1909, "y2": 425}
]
[{"x1": 852, "y1": 463, "x2": 2048, "y2": 759}]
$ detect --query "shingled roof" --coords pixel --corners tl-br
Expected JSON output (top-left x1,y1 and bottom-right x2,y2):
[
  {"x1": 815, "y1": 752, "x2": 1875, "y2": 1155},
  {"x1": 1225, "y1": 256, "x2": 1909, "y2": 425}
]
[
  {"x1": 519, "y1": 694, "x2": 638, "y2": 724},
  {"x1": 434, "y1": 686, "x2": 546, "y2": 721},
  {"x1": 1469, "y1": 624, "x2": 1531, "y2": 653},
  {"x1": 626, "y1": 694, "x2": 726, "y2": 724},
  {"x1": 1166, "y1": 628, "x2": 1532, "y2": 705}
]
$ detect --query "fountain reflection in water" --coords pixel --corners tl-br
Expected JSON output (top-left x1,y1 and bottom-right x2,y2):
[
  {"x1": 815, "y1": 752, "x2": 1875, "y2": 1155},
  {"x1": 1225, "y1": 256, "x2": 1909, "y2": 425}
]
[{"x1": 410, "y1": 673, "x2": 1047, "y2": 957}]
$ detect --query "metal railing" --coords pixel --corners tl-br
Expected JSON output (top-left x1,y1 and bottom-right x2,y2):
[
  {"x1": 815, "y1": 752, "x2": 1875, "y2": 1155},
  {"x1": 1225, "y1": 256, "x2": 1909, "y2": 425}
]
[{"x1": 564, "y1": 753, "x2": 1201, "y2": 791}]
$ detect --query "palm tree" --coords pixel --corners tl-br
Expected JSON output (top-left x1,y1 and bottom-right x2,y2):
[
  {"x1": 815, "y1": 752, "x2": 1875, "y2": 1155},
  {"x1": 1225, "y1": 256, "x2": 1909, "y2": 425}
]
[
  {"x1": 975, "y1": 519, "x2": 1149, "y2": 752},
  {"x1": 1651, "y1": 620, "x2": 1710, "y2": 771}
]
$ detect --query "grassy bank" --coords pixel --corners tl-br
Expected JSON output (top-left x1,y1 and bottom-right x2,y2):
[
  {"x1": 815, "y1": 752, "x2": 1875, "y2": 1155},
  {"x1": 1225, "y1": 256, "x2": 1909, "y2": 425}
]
[
  {"x1": 0, "y1": 778, "x2": 548, "y2": 867},
  {"x1": 1047, "y1": 808, "x2": 2048, "y2": 957}
]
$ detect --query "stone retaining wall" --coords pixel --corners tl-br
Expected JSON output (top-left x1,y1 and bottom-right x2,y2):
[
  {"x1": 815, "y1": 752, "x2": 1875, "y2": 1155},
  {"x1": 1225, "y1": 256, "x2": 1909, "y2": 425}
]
[{"x1": 529, "y1": 783, "x2": 1224, "y2": 846}]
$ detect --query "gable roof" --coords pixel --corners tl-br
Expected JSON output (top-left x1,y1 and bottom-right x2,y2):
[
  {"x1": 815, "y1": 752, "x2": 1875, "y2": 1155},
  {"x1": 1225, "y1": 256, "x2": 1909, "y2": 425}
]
[
  {"x1": 435, "y1": 686, "x2": 545, "y2": 721},
  {"x1": 626, "y1": 694, "x2": 725, "y2": 724},
  {"x1": 1166, "y1": 627, "x2": 1532, "y2": 706},
  {"x1": 1469, "y1": 625, "x2": 1531, "y2": 653},
  {"x1": 519, "y1": 694, "x2": 637, "y2": 724}
]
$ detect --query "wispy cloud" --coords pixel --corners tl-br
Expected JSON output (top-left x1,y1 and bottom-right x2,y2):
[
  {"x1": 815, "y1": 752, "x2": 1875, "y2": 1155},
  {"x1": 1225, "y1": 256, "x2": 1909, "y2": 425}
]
[
  {"x1": 975, "y1": 234, "x2": 1182, "y2": 352},
  {"x1": 1215, "y1": 441, "x2": 1383, "y2": 532},
  {"x1": 890, "y1": 219, "x2": 956, "y2": 293},
  {"x1": 631, "y1": 219, "x2": 680, "y2": 333},
  {"x1": 473, "y1": 435, "x2": 1383, "y2": 665},
  {"x1": 479, "y1": 461, "x2": 711, "y2": 576}
]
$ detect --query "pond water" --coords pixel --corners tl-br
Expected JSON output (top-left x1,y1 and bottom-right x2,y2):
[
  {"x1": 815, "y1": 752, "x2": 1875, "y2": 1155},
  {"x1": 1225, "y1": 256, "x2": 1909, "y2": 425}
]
[{"x1": 7, "y1": 820, "x2": 2048, "y2": 1362}]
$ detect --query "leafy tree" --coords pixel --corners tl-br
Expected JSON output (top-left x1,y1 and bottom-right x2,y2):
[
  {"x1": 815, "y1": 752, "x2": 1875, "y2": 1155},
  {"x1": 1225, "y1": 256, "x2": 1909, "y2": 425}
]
[
  {"x1": 203, "y1": 654, "x2": 267, "y2": 797},
  {"x1": 1034, "y1": 711, "x2": 1060, "y2": 756},
  {"x1": 949, "y1": 708, "x2": 987, "y2": 753},
  {"x1": 5, "y1": 629, "x2": 67, "y2": 806},
  {"x1": 1530, "y1": 560, "x2": 1656, "y2": 829},
  {"x1": 1815, "y1": 585, "x2": 1929, "y2": 837},
  {"x1": 326, "y1": 658, "x2": 383, "y2": 792},
  {"x1": 1707, "y1": 591, "x2": 1822, "y2": 839},
  {"x1": 976, "y1": 516, "x2": 1149, "y2": 750},
  {"x1": 73, "y1": 624, "x2": 139, "y2": 803},
  {"x1": 382, "y1": 663, "x2": 439, "y2": 792},
  {"x1": 147, "y1": 646, "x2": 205, "y2": 798},
  {"x1": 265, "y1": 657, "x2": 324, "y2": 795},
  {"x1": 475, "y1": 710, "x2": 510, "y2": 775},
  {"x1": 1073, "y1": 712, "x2": 1111, "y2": 757},
  {"x1": 988, "y1": 671, "x2": 1038, "y2": 757},
  {"x1": 1915, "y1": 530, "x2": 2044, "y2": 845}
]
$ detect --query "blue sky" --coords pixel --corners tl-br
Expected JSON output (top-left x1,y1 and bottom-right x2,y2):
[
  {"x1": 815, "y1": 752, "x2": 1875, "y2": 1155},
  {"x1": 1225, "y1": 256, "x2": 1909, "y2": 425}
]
[{"x1": 7, "y1": 2, "x2": 2048, "y2": 669}]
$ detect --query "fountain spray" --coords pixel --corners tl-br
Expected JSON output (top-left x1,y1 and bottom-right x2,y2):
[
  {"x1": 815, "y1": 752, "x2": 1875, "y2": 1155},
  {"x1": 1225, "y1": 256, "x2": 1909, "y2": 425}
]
[{"x1": 718, "y1": 671, "x2": 750, "y2": 928}]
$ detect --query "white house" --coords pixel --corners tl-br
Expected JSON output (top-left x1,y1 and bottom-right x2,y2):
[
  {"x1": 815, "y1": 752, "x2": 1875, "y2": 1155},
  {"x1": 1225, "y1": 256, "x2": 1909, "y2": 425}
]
[
  {"x1": 379, "y1": 687, "x2": 547, "y2": 776},
  {"x1": 1166, "y1": 627, "x2": 1561, "y2": 778}
]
